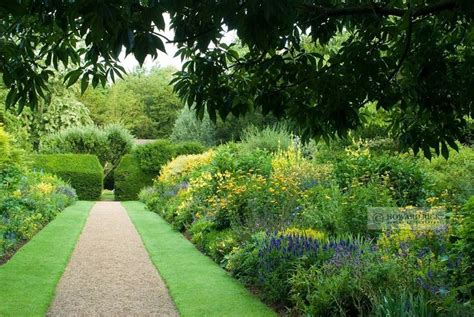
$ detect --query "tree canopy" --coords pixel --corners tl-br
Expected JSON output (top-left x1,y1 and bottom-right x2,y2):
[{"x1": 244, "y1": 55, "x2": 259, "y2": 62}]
[
  {"x1": 0, "y1": 0, "x2": 473, "y2": 157},
  {"x1": 80, "y1": 67, "x2": 183, "y2": 139}
]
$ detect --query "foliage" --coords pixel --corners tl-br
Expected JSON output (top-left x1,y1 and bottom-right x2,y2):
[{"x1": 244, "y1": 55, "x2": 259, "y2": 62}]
[
  {"x1": 133, "y1": 139, "x2": 205, "y2": 174},
  {"x1": 0, "y1": 127, "x2": 11, "y2": 166},
  {"x1": 1, "y1": 1, "x2": 472, "y2": 157},
  {"x1": 169, "y1": 108, "x2": 218, "y2": 146},
  {"x1": 1, "y1": 129, "x2": 77, "y2": 259},
  {"x1": 174, "y1": 141, "x2": 207, "y2": 157},
  {"x1": 40, "y1": 124, "x2": 133, "y2": 189},
  {"x1": 0, "y1": 201, "x2": 93, "y2": 316},
  {"x1": 0, "y1": 109, "x2": 31, "y2": 151},
  {"x1": 80, "y1": 67, "x2": 183, "y2": 139},
  {"x1": 170, "y1": 107, "x2": 279, "y2": 146},
  {"x1": 239, "y1": 125, "x2": 293, "y2": 153},
  {"x1": 116, "y1": 140, "x2": 206, "y2": 201},
  {"x1": 170, "y1": 2, "x2": 473, "y2": 158},
  {"x1": 31, "y1": 154, "x2": 103, "y2": 200},
  {"x1": 334, "y1": 146, "x2": 427, "y2": 206},
  {"x1": 158, "y1": 150, "x2": 214, "y2": 185},
  {"x1": 139, "y1": 130, "x2": 474, "y2": 315},
  {"x1": 423, "y1": 146, "x2": 474, "y2": 207},
  {"x1": 459, "y1": 196, "x2": 474, "y2": 265},
  {"x1": 114, "y1": 154, "x2": 154, "y2": 201},
  {"x1": 1, "y1": 78, "x2": 93, "y2": 149}
]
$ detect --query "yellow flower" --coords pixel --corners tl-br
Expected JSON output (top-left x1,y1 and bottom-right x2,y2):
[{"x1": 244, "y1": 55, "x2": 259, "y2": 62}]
[{"x1": 36, "y1": 182, "x2": 54, "y2": 194}]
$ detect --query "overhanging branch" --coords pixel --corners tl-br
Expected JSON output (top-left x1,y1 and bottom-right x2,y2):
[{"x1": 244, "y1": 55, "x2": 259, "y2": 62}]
[{"x1": 301, "y1": 0, "x2": 457, "y2": 18}]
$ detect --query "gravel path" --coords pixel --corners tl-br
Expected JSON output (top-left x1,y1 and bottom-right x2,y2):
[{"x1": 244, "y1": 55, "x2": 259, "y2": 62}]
[{"x1": 47, "y1": 201, "x2": 178, "y2": 316}]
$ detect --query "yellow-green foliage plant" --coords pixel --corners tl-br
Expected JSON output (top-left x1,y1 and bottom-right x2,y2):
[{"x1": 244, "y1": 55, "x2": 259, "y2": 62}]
[
  {"x1": 0, "y1": 127, "x2": 11, "y2": 166},
  {"x1": 158, "y1": 150, "x2": 214, "y2": 185}
]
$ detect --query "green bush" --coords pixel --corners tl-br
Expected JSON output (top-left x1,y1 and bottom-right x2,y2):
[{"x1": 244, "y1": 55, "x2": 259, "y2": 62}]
[
  {"x1": 334, "y1": 151, "x2": 427, "y2": 206},
  {"x1": 0, "y1": 127, "x2": 11, "y2": 166},
  {"x1": 459, "y1": 196, "x2": 474, "y2": 263},
  {"x1": 240, "y1": 125, "x2": 292, "y2": 153},
  {"x1": 175, "y1": 141, "x2": 206, "y2": 156},
  {"x1": 31, "y1": 154, "x2": 103, "y2": 200},
  {"x1": 133, "y1": 139, "x2": 177, "y2": 174},
  {"x1": 424, "y1": 146, "x2": 474, "y2": 206},
  {"x1": 115, "y1": 141, "x2": 205, "y2": 201},
  {"x1": 1, "y1": 129, "x2": 78, "y2": 259},
  {"x1": 211, "y1": 143, "x2": 273, "y2": 176},
  {"x1": 114, "y1": 154, "x2": 154, "y2": 201},
  {"x1": 40, "y1": 124, "x2": 133, "y2": 189},
  {"x1": 170, "y1": 107, "x2": 279, "y2": 146},
  {"x1": 133, "y1": 139, "x2": 205, "y2": 174}
]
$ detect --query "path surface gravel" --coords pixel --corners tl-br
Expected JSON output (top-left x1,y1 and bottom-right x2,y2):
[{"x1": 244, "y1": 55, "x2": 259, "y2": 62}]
[{"x1": 47, "y1": 201, "x2": 178, "y2": 316}]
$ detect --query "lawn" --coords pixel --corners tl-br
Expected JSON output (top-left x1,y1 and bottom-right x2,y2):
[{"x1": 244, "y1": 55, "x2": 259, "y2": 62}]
[
  {"x1": 100, "y1": 189, "x2": 115, "y2": 201},
  {"x1": 0, "y1": 201, "x2": 94, "y2": 316},
  {"x1": 124, "y1": 201, "x2": 276, "y2": 317}
]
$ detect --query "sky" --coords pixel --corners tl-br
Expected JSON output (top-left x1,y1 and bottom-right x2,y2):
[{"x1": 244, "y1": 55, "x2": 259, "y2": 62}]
[
  {"x1": 120, "y1": 14, "x2": 236, "y2": 72},
  {"x1": 120, "y1": 14, "x2": 182, "y2": 71}
]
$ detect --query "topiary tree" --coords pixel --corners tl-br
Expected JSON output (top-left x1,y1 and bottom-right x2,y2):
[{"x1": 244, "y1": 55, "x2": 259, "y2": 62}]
[{"x1": 40, "y1": 124, "x2": 133, "y2": 189}]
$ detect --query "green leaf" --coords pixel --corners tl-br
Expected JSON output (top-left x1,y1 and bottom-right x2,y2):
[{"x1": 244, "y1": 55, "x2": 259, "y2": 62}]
[
  {"x1": 65, "y1": 69, "x2": 82, "y2": 87},
  {"x1": 441, "y1": 141, "x2": 449, "y2": 160},
  {"x1": 81, "y1": 74, "x2": 89, "y2": 94}
]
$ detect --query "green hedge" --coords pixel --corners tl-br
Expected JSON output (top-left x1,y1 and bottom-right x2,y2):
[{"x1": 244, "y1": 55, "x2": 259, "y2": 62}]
[
  {"x1": 115, "y1": 141, "x2": 205, "y2": 201},
  {"x1": 114, "y1": 154, "x2": 154, "y2": 201},
  {"x1": 31, "y1": 154, "x2": 103, "y2": 200}
]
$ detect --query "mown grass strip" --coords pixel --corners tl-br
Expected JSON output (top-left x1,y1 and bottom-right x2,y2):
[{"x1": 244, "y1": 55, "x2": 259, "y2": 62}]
[
  {"x1": 124, "y1": 201, "x2": 276, "y2": 317},
  {"x1": 0, "y1": 201, "x2": 94, "y2": 317}
]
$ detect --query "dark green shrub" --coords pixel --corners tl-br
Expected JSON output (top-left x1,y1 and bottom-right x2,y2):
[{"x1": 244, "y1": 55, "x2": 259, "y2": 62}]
[
  {"x1": 31, "y1": 154, "x2": 103, "y2": 200},
  {"x1": 40, "y1": 124, "x2": 133, "y2": 189},
  {"x1": 211, "y1": 143, "x2": 273, "y2": 176},
  {"x1": 334, "y1": 152, "x2": 426, "y2": 206},
  {"x1": 170, "y1": 107, "x2": 278, "y2": 146},
  {"x1": 114, "y1": 154, "x2": 154, "y2": 201},
  {"x1": 459, "y1": 196, "x2": 474, "y2": 263},
  {"x1": 424, "y1": 146, "x2": 474, "y2": 206},
  {"x1": 133, "y1": 139, "x2": 177, "y2": 173},
  {"x1": 175, "y1": 141, "x2": 206, "y2": 156},
  {"x1": 133, "y1": 139, "x2": 205, "y2": 174},
  {"x1": 239, "y1": 125, "x2": 292, "y2": 153}
]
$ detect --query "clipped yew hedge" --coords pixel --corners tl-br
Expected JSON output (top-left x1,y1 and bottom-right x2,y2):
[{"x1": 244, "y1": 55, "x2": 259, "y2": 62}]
[
  {"x1": 114, "y1": 154, "x2": 154, "y2": 201},
  {"x1": 114, "y1": 140, "x2": 206, "y2": 201},
  {"x1": 31, "y1": 154, "x2": 103, "y2": 200}
]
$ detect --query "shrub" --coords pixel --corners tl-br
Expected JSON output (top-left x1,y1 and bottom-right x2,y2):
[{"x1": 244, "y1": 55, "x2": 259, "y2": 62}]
[
  {"x1": 240, "y1": 125, "x2": 292, "y2": 153},
  {"x1": 40, "y1": 124, "x2": 133, "y2": 189},
  {"x1": 170, "y1": 107, "x2": 218, "y2": 146},
  {"x1": 114, "y1": 154, "x2": 154, "y2": 201},
  {"x1": 138, "y1": 136, "x2": 472, "y2": 314},
  {"x1": 170, "y1": 107, "x2": 278, "y2": 146},
  {"x1": 31, "y1": 154, "x2": 103, "y2": 200},
  {"x1": 133, "y1": 139, "x2": 206, "y2": 174},
  {"x1": 0, "y1": 127, "x2": 11, "y2": 166},
  {"x1": 459, "y1": 196, "x2": 474, "y2": 263},
  {"x1": 133, "y1": 139, "x2": 178, "y2": 173},
  {"x1": 159, "y1": 150, "x2": 214, "y2": 184},
  {"x1": 1, "y1": 131, "x2": 77, "y2": 259},
  {"x1": 175, "y1": 141, "x2": 206, "y2": 156},
  {"x1": 289, "y1": 253, "x2": 408, "y2": 316},
  {"x1": 334, "y1": 148, "x2": 427, "y2": 206},
  {"x1": 211, "y1": 143, "x2": 273, "y2": 176},
  {"x1": 423, "y1": 146, "x2": 474, "y2": 206}
]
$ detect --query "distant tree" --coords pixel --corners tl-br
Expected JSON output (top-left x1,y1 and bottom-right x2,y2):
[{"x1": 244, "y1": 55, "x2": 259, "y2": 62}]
[
  {"x1": 1, "y1": 78, "x2": 93, "y2": 149},
  {"x1": 79, "y1": 67, "x2": 182, "y2": 139}
]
